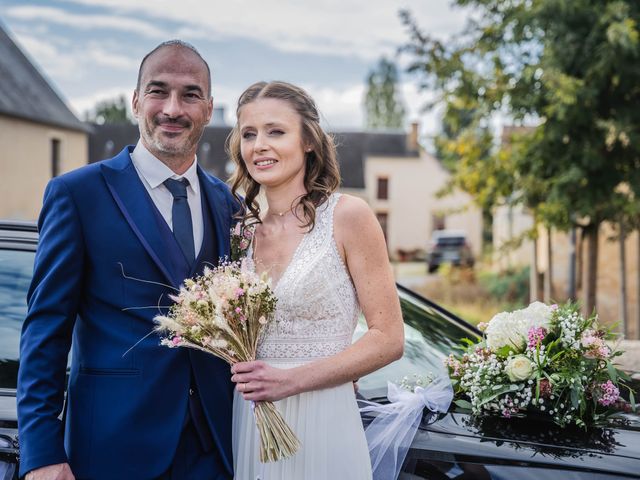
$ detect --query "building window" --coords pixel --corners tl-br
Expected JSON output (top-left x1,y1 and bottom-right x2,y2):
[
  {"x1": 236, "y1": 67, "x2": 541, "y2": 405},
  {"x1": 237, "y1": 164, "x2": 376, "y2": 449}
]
[
  {"x1": 51, "y1": 138, "x2": 61, "y2": 178},
  {"x1": 376, "y1": 212, "x2": 388, "y2": 241},
  {"x1": 376, "y1": 177, "x2": 389, "y2": 200}
]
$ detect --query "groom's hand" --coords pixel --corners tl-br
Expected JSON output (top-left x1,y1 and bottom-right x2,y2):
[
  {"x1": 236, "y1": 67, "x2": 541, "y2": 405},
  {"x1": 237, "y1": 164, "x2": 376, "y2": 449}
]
[{"x1": 26, "y1": 463, "x2": 75, "y2": 480}]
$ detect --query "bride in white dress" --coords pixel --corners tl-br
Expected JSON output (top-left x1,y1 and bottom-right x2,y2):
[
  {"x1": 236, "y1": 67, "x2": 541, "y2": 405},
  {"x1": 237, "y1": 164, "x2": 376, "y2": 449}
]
[{"x1": 227, "y1": 81, "x2": 404, "y2": 480}]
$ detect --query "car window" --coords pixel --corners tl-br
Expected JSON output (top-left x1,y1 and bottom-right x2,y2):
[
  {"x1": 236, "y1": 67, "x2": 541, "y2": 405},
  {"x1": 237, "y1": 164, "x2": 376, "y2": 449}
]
[
  {"x1": 436, "y1": 236, "x2": 466, "y2": 247},
  {"x1": 356, "y1": 288, "x2": 478, "y2": 399},
  {"x1": 0, "y1": 249, "x2": 34, "y2": 389}
]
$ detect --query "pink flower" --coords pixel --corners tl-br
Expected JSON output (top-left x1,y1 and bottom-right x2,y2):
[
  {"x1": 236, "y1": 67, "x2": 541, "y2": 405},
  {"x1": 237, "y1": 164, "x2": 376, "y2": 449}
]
[
  {"x1": 444, "y1": 354, "x2": 462, "y2": 376},
  {"x1": 235, "y1": 288, "x2": 245, "y2": 298},
  {"x1": 235, "y1": 307, "x2": 242, "y2": 314},
  {"x1": 233, "y1": 223, "x2": 241, "y2": 236},
  {"x1": 243, "y1": 228, "x2": 254, "y2": 239},
  {"x1": 597, "y1": 380, "x2": 620, "y2": 406},
  {"x1": 581, "y1": 330, "x2": 610, "y2": 359},
  {"x1": 172, "y1": 336, "x2": 182, "y2": 346},
  {"x1": 527, "y1": 326, "x2": 547, "y2": 349},
  {"x1": 550, "y1": 304, "x2": 559, "y2": 311}
]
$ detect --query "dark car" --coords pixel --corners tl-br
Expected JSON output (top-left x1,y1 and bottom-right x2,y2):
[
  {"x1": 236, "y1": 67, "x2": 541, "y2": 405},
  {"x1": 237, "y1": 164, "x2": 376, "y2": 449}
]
[
  {"x1": 426, "y1": 230, "x2": 475, "y2": 273},
  {"x1": 0, "y1": 221, "x2": 37, "y2": 480},
  {"x1": 2, "y1": 221, "x2": 640, "y2": 479}
]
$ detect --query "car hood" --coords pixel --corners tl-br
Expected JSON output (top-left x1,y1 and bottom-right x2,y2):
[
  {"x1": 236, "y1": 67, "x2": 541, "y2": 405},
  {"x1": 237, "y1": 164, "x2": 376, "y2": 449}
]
[{"x1": 418, "y1": 410, "x2": 640, "y2": 476}]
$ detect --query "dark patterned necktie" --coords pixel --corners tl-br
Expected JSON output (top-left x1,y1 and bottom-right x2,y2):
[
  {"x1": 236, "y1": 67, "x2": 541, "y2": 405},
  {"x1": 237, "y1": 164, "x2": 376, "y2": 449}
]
[{"x1": 163, "y1": 178, "x2": 195, "y2": 266}]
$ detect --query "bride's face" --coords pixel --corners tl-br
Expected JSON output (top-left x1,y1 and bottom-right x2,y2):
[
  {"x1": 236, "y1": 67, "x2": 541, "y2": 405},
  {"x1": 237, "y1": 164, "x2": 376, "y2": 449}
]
[{"x1": 238, "y1": 98, "x2": 310, "y2": 189}]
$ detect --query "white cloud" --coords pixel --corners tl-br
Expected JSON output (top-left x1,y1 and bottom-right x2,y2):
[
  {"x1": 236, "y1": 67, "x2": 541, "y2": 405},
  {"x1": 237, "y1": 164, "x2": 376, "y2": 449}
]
[
  {"x1": 84, "y1": 43, "x2": 138, "y2": 70},
  {"x1": 53, "y1": 0, "x2": 470, "y2": 60},
  {"x1": 71, "y1": 86, "x2": 133, "y2": 118},
  {"x1": 6, "y1": 5, "x2": 166, "y2": 39},
  {"x1": 10, "y1": 30, "x2": 85, "y2": 81}
]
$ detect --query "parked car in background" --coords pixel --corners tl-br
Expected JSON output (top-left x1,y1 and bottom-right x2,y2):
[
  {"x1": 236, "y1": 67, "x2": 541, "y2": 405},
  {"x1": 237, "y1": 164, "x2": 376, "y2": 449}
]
[
  {"x1": 426, "y1": 229, "x2": 474, "y2": 273},
  {"x1": 2, "y1": 221, "x2": 640, "y2": 479},
  {"x1": 0, "y1": 221, "x2": 36, "y2": 480}
]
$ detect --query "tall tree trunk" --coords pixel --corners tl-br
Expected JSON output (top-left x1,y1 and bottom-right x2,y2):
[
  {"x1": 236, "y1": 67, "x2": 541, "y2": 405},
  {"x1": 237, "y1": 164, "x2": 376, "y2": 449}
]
[
  {"x1": 576, "y1": 229, "x2": 583, "y2": 293},
  {"x1": 544, "y1": 226, "x2": 553, "y2": 302},
  {"x1": 583, "y1": 223, "x2": 599, "y2": 316},
  {"x1": 568, "y1": 226, "x2": 577, "y2": 301},
  {"x1": 619, "y1": 222, "x2": 628, "y2": 337},
  {"x1": 530, "y1": 234, "x2": 540, "y2": 303},
  {"x1": 636, "y1": 231, "x2": 640, "y2": 339}
]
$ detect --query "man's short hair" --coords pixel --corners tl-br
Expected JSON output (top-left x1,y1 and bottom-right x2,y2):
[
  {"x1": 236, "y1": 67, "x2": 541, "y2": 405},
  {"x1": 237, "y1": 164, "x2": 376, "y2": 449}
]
[{"x1": 136, "y1": 39, "x2": 212, "y2": 97}]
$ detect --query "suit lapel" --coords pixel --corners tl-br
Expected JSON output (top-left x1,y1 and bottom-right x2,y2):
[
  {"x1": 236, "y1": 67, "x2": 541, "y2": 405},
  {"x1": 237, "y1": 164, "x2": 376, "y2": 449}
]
[
  {"x1": 198, "y1": 166, "x2": 231, "y2": 261},
  {"x1": 101, "y1": 147, "x2": 175, "y2": 286}
]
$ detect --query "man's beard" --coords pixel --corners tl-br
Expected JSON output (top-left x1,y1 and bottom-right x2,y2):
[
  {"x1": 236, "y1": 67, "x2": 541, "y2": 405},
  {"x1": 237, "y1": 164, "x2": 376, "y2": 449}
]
[{"x1": 141, "y1": 116, "x2": 204, "y2": 157}]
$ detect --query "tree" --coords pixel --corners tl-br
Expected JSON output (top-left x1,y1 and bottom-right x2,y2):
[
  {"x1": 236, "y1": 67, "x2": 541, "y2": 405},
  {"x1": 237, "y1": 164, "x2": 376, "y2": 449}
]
[
  {"x1": 364, "y1": 57, "x2": 406, "y2": 129},
  {"x1": 401, "y1": 1, "x2": 640, "y2": 314},
  {"x1": 85, "y1": 95, "x2": 132, "y2": 124}
]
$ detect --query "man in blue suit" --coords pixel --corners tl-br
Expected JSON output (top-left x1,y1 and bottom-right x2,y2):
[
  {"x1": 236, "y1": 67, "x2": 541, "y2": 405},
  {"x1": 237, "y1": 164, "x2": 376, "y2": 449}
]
[{"x1": 18, "y1": 40, "x2": 239, "y2": 480}]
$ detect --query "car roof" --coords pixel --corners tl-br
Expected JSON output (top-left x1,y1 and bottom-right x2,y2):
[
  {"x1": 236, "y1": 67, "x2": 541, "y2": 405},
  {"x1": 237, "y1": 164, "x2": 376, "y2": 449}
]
[
  {"x1": 432, "y1": 229, "x2": 467, "y2": 238},
  {"x1": 0, "y1": 220, "x2": 38, "y2": 250}
]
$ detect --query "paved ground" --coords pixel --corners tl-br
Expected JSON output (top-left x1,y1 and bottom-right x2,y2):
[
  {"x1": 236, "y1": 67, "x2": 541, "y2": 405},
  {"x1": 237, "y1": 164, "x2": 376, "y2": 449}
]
[{"x1": 392, "y1": 262, "x2": 640, "y2": 374}]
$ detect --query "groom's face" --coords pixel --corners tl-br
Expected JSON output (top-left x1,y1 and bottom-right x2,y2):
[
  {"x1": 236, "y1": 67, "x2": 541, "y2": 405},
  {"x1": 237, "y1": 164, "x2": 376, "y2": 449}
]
[{"x1": 133, "y1": 46, "x2": 213, "y2": 166}]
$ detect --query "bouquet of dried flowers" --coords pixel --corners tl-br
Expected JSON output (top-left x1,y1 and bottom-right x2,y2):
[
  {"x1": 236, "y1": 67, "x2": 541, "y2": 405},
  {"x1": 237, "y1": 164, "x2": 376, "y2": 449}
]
[
  {"x1": 154, "y1": 259, "x2": 300, "y2": 462},
  {"x1": 447, "y1": 302, "x2": 636, "y2": 428}
]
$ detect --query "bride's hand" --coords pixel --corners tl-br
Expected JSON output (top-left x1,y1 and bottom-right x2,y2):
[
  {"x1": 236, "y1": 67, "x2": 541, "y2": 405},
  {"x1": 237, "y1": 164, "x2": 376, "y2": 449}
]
[{"x1": 231, "y1": 361, "x2": 297, "y2": 402}]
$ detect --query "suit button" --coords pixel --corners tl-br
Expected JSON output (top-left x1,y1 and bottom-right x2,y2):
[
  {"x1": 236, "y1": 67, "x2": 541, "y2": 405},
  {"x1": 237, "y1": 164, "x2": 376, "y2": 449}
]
[{"x1": 189, "y1": 388, "x2": 194, "y2": 396}]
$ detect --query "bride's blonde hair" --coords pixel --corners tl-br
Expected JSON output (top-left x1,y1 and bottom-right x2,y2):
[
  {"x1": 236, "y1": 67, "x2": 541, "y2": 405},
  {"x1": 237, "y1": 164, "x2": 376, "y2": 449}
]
[{"x1": 226, "y1": 81, "x2": 340, "y2": 230}]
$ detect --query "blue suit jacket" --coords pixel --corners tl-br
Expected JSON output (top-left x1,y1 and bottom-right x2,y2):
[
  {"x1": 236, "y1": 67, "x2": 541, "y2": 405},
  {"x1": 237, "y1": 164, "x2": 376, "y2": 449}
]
[{"x1": 17, "y1": 146, "x2": 239, "y2": 479}]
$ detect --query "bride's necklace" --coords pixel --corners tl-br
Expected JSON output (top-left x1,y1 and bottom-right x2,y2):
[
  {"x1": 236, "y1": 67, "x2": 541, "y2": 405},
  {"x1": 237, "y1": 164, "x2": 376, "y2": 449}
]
[{"x1": 268, "y1": 202, "x2": 298, "y2": 219}]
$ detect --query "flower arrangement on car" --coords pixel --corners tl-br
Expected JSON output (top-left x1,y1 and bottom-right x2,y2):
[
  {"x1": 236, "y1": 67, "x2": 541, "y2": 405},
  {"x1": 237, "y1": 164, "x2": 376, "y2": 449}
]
[
  {"x1": 446, "y1": 302, "x2": 636, "y2": 427},
  {"x1": 154, "y1": 259, "x2": 300, "y2": 462}
]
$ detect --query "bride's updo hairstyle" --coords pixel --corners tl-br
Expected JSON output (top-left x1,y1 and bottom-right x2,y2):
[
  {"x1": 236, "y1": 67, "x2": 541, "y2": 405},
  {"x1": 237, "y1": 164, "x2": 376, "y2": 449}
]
[{"x1": 227, "y1": 81, "x2": 341, "y2": 231}]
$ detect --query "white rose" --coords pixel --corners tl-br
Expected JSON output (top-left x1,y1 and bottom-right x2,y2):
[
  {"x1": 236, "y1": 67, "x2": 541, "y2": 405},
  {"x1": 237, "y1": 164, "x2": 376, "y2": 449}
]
[
  {"x1": 505, "y1": 355, "x2": 534, "y2": 382},
  {"x1": 485, "y1": 312, "x2": 526, "y2": 351}
]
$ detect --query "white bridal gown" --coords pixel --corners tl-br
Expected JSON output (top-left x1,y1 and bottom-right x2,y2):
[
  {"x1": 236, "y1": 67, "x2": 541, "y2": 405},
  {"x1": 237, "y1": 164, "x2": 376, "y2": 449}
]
[{"x1": 232, "y1": 193, "x2": 373, "y2": 480}]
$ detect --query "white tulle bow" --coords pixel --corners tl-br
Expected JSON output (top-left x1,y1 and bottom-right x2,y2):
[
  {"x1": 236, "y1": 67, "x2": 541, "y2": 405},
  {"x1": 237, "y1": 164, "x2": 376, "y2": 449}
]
[{"x1": 359, "y1": 376, "x2": 453, "y2": 480}]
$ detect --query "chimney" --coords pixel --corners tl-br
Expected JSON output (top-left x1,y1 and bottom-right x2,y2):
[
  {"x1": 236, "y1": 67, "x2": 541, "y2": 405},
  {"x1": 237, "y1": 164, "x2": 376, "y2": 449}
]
[
  {"x1": 407, "y1": 121, "x2": 419, "y2": 152},
  {"x1": 211, "y1": 106, "x2": 226, "y2": 126}
]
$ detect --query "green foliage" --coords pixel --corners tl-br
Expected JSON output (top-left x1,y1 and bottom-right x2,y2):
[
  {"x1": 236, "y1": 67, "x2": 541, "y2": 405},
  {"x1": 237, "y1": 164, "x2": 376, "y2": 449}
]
[
  {"x1": 401, "y1": 1, "x2": 640, "y2": 310},
  {"x1": 478, "y1": 266, "x2": 530, "y2": 306},
  {"x1": 364, "y1": 57, "x2": 406, "y2": 129},
  {"x1": 400, "y1": 1, "x2": 640, "y2": 229},
  {"x1": 85, "y1": 95, "x2": 133, "y2": 124}
]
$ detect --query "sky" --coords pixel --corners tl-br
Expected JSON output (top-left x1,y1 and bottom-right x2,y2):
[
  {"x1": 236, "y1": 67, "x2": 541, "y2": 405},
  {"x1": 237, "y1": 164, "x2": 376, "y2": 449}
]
[{"x1": 0, "y1": 0, "x2": 471, "y2": 138}]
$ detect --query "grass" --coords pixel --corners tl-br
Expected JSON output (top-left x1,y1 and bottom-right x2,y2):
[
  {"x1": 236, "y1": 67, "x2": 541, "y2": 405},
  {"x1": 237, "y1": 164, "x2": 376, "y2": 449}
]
[{"x1": 407, "y1": 263, "x2": 530, "y2": 326}]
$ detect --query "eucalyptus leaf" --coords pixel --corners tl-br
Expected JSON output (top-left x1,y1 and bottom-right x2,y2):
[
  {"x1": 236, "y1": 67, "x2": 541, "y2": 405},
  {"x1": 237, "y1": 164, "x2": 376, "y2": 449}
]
[
  {"x1": 479, "y1": 384, "x2": 522, "y2": 406},
  {"x1": 454, "y1": 399, "x2": 473, "y2": 410}
]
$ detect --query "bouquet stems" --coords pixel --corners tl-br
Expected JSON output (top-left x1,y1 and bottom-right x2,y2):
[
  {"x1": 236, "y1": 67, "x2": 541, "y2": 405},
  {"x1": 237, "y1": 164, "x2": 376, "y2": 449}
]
[{"x1": 253, "y1": 401, "x2": 301, "y2": 463}]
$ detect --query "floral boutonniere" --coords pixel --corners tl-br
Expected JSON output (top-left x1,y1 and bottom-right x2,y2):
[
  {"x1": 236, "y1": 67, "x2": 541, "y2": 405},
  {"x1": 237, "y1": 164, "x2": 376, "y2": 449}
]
[{"x1": 230, "y1": 221, "x2": 256, "y2": 261}]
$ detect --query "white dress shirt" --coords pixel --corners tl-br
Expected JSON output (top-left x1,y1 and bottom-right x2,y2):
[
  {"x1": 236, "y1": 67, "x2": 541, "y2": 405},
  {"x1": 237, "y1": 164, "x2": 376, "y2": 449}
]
[{"x1": 130, "y1": 140, "x2": 203, "y2": 257}]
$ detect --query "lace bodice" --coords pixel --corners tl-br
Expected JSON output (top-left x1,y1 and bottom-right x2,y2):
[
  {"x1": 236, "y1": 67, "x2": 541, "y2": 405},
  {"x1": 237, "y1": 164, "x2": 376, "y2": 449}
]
[{"x1": 250, "y1": 193, "x2": 360, "y2": 363}]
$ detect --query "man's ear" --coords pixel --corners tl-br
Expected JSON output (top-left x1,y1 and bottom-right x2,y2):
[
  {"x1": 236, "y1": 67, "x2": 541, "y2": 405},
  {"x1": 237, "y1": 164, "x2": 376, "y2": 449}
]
[
  {"x1": 132, "y1": 90, "x2": 140, "y2": 118},
  {"x1": 206, "y1": 97, "x2": 214, "y2": 123}
]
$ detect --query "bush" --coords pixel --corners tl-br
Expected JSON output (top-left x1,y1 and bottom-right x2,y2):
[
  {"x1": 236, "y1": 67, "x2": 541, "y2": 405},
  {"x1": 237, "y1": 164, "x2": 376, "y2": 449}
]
[{"x1": 478, "y1": 266, "x2": 530, "y2": 306}]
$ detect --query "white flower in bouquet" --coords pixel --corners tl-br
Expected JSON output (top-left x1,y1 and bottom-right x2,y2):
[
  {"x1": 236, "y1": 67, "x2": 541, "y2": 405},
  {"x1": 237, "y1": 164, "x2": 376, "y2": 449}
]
[
  {"x1": 485, "y1": 312, "x2": 526, "y2": 351},
  {"x1": 519, "y1": 301, "x2": 553, "y2": 331},
  {"x1": 504, "y1": 355, "x2": 534, "y2": 382},
  {"x1": 485, "y1": 302, "x2": 553, "y2": 352}
]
